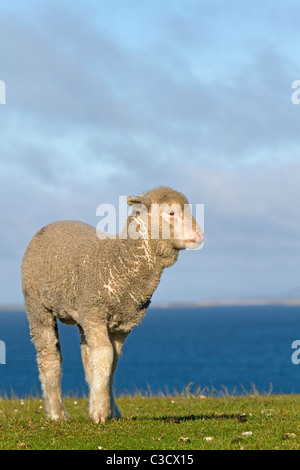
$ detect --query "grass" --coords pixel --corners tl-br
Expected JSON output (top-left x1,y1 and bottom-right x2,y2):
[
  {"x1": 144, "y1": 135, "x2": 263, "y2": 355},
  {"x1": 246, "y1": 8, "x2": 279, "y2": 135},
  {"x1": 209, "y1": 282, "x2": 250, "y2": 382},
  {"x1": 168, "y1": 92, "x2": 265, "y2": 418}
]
[{"x1": 1, "y1": 391, "x2": 300, "y2": 450}]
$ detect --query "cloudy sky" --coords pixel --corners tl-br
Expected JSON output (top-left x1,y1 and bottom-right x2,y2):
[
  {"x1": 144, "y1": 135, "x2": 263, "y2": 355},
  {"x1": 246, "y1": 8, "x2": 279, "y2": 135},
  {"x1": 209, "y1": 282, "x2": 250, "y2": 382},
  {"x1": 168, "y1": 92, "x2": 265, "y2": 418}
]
[{"x1": 1, "y1": 0, "x2": 300, "y2": 304}]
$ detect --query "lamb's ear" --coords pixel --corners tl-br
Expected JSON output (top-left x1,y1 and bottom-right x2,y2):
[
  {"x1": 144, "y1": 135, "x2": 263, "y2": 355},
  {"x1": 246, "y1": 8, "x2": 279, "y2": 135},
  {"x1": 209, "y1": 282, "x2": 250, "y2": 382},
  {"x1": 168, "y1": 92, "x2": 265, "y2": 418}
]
[
  {"x1": 127, "y1": 196, "x2": 143, "y2": 206},
  {"x1": 127, "y1": 195, "x2": 150, "y2": 217},
  {"x1": 127, "y1": 195, "x2": 149, "y2": 207}
]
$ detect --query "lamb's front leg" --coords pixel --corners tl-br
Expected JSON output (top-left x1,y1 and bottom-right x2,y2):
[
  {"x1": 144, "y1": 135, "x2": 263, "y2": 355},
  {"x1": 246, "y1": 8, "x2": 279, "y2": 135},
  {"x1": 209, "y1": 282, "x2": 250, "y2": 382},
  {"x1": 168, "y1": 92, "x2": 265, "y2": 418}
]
[{"x1": 82, "y1": 321, "x2": 114, "y2": 423}]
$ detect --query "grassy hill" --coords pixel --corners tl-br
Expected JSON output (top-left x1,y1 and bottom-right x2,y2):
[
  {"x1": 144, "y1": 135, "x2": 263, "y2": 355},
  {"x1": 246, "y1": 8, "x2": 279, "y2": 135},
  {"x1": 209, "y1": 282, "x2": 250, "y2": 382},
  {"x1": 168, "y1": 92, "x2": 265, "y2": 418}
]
[{"x1": 1, "y1": 393, "x2": 300, "y2": 450}]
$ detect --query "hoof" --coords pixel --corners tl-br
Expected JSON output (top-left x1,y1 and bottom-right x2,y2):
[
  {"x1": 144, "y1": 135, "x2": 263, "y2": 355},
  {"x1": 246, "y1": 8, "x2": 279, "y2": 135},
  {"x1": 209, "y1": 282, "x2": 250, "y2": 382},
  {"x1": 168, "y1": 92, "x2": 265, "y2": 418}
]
[
  {"x1": 49, "y1": 409, "x2": 68, "y2": 421},
  {"x1": 90, "y1": 410, "x2": 111, "y2": 424}
]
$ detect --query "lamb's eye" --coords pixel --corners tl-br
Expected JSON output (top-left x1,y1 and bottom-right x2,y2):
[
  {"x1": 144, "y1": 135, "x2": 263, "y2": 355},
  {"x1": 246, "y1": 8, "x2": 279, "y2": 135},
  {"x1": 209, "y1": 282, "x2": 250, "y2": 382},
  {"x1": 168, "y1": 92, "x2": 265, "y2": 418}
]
[{"x1": 169, "y1": 211, "x2": 175, "y2": 217}]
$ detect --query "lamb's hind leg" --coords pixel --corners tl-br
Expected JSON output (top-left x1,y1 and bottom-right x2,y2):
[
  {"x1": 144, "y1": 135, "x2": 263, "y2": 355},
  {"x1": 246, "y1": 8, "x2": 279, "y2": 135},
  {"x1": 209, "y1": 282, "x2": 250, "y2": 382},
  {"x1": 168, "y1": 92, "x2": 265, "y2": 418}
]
[
  {"x1": 26, "y1": 300, "x2": 67, "y2": 420},
  {"x1": 109, "y1": 331, "x2": 128, "y2": 419},
  {"x1": 78, "y1": 325, "x2": 92, "y2": 391}
]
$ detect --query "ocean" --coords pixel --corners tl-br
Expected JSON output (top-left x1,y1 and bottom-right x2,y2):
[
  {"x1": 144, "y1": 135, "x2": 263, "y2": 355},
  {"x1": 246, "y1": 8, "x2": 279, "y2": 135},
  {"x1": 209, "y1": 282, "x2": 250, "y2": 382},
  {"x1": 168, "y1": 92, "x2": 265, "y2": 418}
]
[{"x1": 1, "y1": 305, "x2": 300, "y2": 397}]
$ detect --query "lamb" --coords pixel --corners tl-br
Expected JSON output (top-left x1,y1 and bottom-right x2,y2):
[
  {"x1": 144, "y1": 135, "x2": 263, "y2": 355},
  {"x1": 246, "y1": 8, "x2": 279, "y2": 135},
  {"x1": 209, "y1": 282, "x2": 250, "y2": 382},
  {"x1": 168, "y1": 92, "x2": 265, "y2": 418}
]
[{"x1": 21, "y1": 186, "x2": 203, "y2": 423}]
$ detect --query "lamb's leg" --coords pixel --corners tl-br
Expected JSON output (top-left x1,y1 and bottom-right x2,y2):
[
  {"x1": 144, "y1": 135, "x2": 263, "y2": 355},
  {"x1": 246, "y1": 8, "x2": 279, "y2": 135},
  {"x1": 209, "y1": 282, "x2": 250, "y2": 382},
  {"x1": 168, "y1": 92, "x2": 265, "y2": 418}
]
[
  {"x1": 109, "y1": 331, "x2": 128, "y2": 419},
  {"x1": 25, "y1": 301, "x2": 67, "y2": 420},
  {"x1": 78, "y1": 325, "x2": 92, "y2": 389},
  {"x1": 81, "y1": 320, "x2": 114, "y2": 423}
]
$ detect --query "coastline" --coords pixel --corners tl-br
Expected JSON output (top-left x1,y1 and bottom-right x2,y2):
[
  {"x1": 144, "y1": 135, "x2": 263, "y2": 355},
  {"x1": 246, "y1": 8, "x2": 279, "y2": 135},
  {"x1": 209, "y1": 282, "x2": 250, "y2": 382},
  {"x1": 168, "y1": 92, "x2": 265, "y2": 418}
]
[
  {"x1": 1, "y1": 298, "x2": 300, "y2": 312},
  {"x1": 151, "y1": 298, "x2": 300, "y2": 308}
]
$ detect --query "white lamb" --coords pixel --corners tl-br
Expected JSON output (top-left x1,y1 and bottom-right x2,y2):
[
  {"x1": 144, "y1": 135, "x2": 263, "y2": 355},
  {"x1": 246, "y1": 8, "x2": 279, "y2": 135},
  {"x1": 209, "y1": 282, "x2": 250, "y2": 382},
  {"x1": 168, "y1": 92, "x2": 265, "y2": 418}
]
[{"x1": 21, "y1": 186, "x2": 203, "y2": 422}]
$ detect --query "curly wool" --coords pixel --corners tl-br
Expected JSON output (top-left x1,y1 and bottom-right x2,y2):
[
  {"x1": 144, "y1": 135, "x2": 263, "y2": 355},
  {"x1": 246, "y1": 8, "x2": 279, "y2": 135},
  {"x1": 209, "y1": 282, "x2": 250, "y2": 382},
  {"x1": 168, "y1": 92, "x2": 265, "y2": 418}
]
[{"x1": 22, "y1": 218, "x2": 178, "y2": 333}]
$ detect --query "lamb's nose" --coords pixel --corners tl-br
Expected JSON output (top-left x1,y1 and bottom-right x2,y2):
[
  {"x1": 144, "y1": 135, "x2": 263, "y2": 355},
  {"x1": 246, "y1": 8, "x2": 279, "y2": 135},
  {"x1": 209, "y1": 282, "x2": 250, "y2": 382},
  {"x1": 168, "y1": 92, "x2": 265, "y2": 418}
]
[{"x1": 195, "y1": 228, "x2": 204, "y2": 244}]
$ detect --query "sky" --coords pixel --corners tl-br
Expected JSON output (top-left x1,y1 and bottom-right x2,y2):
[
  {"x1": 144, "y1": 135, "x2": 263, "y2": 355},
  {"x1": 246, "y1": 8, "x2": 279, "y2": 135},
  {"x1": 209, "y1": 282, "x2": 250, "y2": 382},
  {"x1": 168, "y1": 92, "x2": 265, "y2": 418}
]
[{"x1": 0, "y1": 0, "x2": 300, "y2": 304}]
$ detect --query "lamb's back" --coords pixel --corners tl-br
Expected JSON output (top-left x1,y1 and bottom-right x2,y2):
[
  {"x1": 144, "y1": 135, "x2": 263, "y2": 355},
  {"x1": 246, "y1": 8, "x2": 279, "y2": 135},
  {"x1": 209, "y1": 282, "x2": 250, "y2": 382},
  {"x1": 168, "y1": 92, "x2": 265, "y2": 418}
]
[{"x1": 21, "y1": 220, "x2": 100, "y2": 308}]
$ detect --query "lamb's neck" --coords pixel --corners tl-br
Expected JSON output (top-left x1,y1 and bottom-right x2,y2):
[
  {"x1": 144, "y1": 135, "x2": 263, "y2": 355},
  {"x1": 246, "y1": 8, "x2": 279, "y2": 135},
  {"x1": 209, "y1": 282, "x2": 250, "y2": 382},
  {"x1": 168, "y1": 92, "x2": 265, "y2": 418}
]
[
  {"x1": 120, "y1": 230, "x2": 178, "y2": 271},
  {"x1": 123, "y1": 237, "x2": 178, "y2": 306},
  {"x1": 149, "y1": 239, "x2": 179, "y2": 268},
  {"x1": 130, "y1": 238, "x2": 179, "y2": 269},
  {"x1": 120, "y1": 215, "x2": 179, "y2": 270},
  {"x1": 114, "y1": 218, "x2": 179, "y2": 310}
]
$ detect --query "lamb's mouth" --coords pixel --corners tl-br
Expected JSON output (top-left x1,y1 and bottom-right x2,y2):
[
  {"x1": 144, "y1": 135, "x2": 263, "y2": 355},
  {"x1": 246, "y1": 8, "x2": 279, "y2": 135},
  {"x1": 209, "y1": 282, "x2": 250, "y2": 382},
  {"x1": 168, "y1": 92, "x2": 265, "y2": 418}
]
[
  {"x1": 184, "y1": 239, "x2": 203, "y2": 250},
  {"x1": 185, "y1": 238, "x2": 202, "y2": 245}
]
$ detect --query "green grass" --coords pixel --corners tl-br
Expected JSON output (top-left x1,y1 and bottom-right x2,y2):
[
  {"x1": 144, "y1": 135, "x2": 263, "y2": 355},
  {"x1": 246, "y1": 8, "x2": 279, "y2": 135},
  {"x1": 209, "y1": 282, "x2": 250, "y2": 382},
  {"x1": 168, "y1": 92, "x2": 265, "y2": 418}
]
[{"x1": 1, "y1": 392, "x2": 300, "y2": 450}]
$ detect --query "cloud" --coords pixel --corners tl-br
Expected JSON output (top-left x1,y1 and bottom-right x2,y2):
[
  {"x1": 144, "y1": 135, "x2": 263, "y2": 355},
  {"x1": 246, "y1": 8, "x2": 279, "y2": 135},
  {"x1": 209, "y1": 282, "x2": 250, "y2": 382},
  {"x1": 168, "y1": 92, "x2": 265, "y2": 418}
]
[
  {"x1": 1, "y1": 1, "x2": 300, "y2": 303},
  {"x1": 1, "y1": 2, "x2": 299, "y2": 176}
]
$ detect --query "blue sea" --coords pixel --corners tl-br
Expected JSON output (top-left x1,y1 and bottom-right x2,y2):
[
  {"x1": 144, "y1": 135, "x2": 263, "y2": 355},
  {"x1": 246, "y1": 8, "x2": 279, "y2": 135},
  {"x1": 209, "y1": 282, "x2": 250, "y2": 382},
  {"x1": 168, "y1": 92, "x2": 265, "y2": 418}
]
[{"x1": 1, "y1": 305, "x2": 300, "y2": 397}]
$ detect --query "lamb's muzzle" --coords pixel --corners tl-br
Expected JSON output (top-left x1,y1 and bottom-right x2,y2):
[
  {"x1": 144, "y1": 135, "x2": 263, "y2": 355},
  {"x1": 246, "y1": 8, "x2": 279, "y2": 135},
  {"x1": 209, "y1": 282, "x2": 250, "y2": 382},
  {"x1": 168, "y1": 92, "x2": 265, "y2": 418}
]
[
  {"x1": 21, "y1": 186, "x2": 203, "y2": 423},
  {"x1": 186, "y1": 228, "x2": 204, "y2": 245}
]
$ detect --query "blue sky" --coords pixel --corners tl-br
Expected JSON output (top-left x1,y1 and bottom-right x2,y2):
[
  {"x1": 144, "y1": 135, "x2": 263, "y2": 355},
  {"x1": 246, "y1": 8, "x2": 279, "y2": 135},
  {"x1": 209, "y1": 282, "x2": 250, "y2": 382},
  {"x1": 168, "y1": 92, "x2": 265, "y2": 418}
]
[{"x1": 1, "y1": 0, "x2": 300, "y2": 304}]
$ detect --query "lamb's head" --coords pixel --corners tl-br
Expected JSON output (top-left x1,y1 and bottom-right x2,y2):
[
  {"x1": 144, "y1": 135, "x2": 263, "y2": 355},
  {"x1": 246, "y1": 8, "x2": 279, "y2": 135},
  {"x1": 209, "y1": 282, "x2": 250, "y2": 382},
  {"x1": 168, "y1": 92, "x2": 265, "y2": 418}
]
[{"x1": 127, "y1": 186, "x2": 203, "y2": 250}]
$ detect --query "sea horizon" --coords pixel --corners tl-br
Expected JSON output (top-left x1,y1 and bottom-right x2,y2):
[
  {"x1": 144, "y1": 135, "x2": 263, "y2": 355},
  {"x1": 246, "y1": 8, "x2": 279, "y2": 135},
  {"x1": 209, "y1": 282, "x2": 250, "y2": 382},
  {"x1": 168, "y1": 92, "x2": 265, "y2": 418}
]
[{"x1": 1, "y1": 297, "x2": 300, "y2": 312}]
